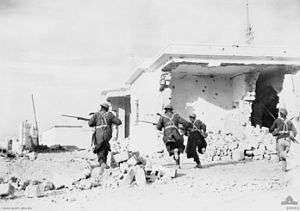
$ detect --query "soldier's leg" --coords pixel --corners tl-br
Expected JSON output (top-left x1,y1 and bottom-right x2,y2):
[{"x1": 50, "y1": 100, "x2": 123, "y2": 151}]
[
  {"x1": 275, "y1": 140, "x2": 280, "y2": 162},
  {"x1": 174, "y1": 148, "x2": 181, "y2": 168},
  {"x1": 194, "y1": 142, "x2": 202, "y2": 168},
  {"x1": 278, "y1": 139, "x2": 290, "y2": 171},
  {"x1": 165, "y1": 142, "x2": 173, "y2": 156},
  {"x1": 194, "y1": 153, "x2": 201, "y2": 167},
  {"x1": 97, "y1": 149, "x2": 108, "y2": 167},
  {"x1": 282, "y1": 139, "x2": 291, "y2": 171}
]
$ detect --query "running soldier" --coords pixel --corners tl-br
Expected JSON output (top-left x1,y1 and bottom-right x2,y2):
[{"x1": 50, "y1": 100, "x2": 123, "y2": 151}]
[
  {"x1": 186, "y1": 113, "x2": 207, "y2": 168},
  {"x1": 156, "y1": 104, "x2": 189, "y2": 168},
  {"x1": 270, "y1": 108, "x2": 298, "y2": 171},
  {"x1": 88, "y1": 103, "x2": 122, "y2": 168}
]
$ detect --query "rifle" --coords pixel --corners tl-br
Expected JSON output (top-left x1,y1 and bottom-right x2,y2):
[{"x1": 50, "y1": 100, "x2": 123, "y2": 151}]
[
  {"x1": 62, "y1": 114, "x2": 90, "y2": 121},
  {"x1": 139, "y1": 120, "x2": 157, "y2": 125}
]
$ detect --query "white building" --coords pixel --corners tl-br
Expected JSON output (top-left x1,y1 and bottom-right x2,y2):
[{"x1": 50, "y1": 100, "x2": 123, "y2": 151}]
[
  {"x1": 103, "y1": 44, "x2": 300, "y2": 154},
  {"x1": 41, "y1": 125, "x2": 93, "y2": 149}
]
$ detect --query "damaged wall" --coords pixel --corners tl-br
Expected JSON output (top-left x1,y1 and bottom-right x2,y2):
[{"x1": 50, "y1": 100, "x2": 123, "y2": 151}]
[
  {"x1": 127, "y1": 60, "x2": 300, "y2": 154},
  {"x1": 170, "y1": 72, "x2": 258, "y2": 131},
  {"x1": 171, "y1": 74, "x2": 234, "y2": 130},
  {"x1": 278, "y1": 71, "x2": 300, "y2": 118}
]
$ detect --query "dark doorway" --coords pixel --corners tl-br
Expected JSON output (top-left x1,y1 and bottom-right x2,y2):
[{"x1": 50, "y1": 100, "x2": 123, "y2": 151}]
[{"x1": 250, "y1": 72, "x2": 284, "y2": 128}]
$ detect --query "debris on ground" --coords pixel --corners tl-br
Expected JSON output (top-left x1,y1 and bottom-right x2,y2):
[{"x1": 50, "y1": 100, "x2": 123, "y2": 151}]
[
  {"x1": 203, "y1": 124, "x2": 277, "y2": 164},
  {"x1": 0, "y1": 183, "x2": 15, "y2": 198},
  {"x1": 0, "y1": 121, "x2": 281, "y2": 201},
  {"x1": 26, "y1": 152, "x2": 38, "y2": 161},
  {"x1": 24, "y1": 184, "x2": 44, "y2": 198}
]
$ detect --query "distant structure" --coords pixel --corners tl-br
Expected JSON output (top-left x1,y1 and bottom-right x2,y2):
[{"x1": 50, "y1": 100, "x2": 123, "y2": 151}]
[{"x1": 245, "y1": 0, "x2": 254, "y2": 44}]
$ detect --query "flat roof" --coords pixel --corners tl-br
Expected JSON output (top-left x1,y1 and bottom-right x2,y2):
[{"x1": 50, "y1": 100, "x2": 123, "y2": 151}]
[{"x1": 125, "y1": 44, "x2": 300, "y2": 85}]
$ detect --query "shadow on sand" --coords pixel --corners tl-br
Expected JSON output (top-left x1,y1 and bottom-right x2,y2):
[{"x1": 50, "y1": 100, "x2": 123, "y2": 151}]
[
  {"x1": 163, "y1": 159, "x2": 254, "y2": 170},
  {"x1": 34, "y1": 145, "x2": 85, "y2": 153}
]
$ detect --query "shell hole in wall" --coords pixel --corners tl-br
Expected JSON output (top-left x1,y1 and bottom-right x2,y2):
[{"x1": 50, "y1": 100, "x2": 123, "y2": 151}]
[{"x1": 250, "y1": 72, "x2": 283, "y2": 129}]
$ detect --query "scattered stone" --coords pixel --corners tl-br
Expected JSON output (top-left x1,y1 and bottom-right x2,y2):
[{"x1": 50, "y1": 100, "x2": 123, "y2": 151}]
[
  {"x1": 113, "y1": 151, "x2": 129, "y2": 163},
  {"x1": 27, "y1": 152, "x2": 37, "y2": 161},
  {"x1": 21, "y1": 180, "x2": 31, "y2": 190},
  {"x1": 232, "y1": 150, "x2": 245, "y2": 162},
  {"x1": 10, "y1": 176, "x2": 18, "y2": 183},
  {"x1": 127, "y1": 156, "x2": 138, "y2": 166},
  {"x1": 0, "y1": 183, "x2": 15, "y2": 198},
  {"x1": 90, "y1": 178, "x2": 101, "y2": 188},
  {"x1": 91, "y1": 166, "x2": 105, "y2": 179},
  {"x1": 42, "y1": 181, "x2": 55, "y2": 191},
  {"x1": 119, "y1": 167, "x2": 135, "y2": 187},
  {"x1": 75, "y1": 180, "x2": 93, "y2": 190},
  {"x1": 24, "y1": 184, "x2": 44, "y2": 198},
  {"x1": 162, "y1": 168, "x2": 177, "y2": 179},
  {"x1": 120, "y1": 162, "x2": 129, "y2": 173},
  {"x1": 30, "y1": 180, "x2": 41, "y2": 185},
  {"x1": 83, "y1": 168, "x2": 92, "y2": 179},
  {"x1": 135, "y1": 166, "x2": 146, "y2": 186}
]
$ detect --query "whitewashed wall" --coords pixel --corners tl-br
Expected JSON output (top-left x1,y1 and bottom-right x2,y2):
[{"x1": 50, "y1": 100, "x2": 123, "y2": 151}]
[
  {"x1": 129, "y1": 69, "x2": 165, "y2": 154},
  {"x1": 41, "y1": 127, "x2": 93, "y2": 149}
]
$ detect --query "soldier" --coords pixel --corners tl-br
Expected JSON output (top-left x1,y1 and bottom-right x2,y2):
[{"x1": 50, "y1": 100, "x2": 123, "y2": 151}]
[
  {"x1": 270, "y1": 108, "x2": 298, "y2": 172},
  {"x1": 156, "y1": 104, "x2": 189, "y2": 168},
  {"x1": 185, "y1": 113, "x2": 207, "y2": 168},
  {"x1": 88, "y1": 103, "x2": 122, "y2": 168}
]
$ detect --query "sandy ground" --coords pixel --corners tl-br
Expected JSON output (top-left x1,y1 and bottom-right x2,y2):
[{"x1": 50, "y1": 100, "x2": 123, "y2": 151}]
[{"x1": 1, "y1": 146, "x2": 300, "y2": 211}]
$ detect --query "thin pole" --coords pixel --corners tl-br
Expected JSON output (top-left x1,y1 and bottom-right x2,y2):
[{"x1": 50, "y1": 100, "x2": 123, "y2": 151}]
[
  {"x1": 245, "y1": 0, "x2": 254, "y2": 44},
  {"x1": 31, "y1": 94, "x2": 39, "y2": 146}
]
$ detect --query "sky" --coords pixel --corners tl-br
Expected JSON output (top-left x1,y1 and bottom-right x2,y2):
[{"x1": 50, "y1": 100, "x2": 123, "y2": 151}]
[{"x1": 0, "y1": 0, "x2": 299, "y2": 139}]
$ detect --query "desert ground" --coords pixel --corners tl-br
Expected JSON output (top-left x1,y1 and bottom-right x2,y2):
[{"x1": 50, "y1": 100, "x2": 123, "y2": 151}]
[{"x1": 1, "y1": 145, "x2": 299, "y2": 211}]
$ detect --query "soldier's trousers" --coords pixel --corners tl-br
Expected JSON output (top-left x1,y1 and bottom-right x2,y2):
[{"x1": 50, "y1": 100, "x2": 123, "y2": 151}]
[
  {"x1": 97, "y1": 149, "x2": 109, "y2": 166},
  {"x1": 92, "y1": 128, "x2": 111, "y2": 166},
  {"x1": 277, "y1": 138, "x2": 291, "y2": 161}
]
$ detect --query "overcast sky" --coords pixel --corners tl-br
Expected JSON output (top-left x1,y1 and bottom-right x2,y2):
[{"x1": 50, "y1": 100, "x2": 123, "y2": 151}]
[{"x1": 0, "y1": 0, "x2": 299, "y2": 139}]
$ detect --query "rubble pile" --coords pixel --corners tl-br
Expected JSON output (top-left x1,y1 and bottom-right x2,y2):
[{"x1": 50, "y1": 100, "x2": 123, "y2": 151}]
[
  {"x1": 0, "y1": 140, "x2": 178, "y2": 199},
  {"x1": 0, "y1": 176, "x2": 57, "y2": 199},
  {"x1": 73, "y1": 136, "x2": 179, "y2": 190},
  {"x1": 72, "y1": 150, "x2": 177, "y2": 191},
  {"x1": 203, "y1": 125, "x2": 277, "y2": 164}
]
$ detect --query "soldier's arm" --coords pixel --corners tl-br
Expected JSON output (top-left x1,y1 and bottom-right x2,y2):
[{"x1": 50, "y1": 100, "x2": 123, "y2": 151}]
[
  {"x1": 270, "y1": 119, "x2": 279, "y2": 135},
  {"x1": 156, "y1": 117, "x2": 164, "y2": 131},
  {"x1": 289, "y1": 121, "x2": 297, "y2": 138},
  {"x1": 199, "y1": 120, "x2": 207, "y2": 132},
  {"x1": 88, "y1": 114, "x2": 97, "y2": 127},
  {"x1": 110, "y1": 113, "x2": 122, "y2": 126}
]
